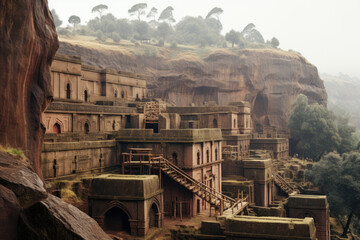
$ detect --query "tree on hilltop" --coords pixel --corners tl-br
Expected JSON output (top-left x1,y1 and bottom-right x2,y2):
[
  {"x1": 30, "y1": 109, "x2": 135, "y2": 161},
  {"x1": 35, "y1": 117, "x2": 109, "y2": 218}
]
[
  {"x1": 128, "y1": 3, "x2": 147, "y2": 21},
  {"x1": 158, "y1": 6, "x2": 175, "y2": 25},
  {"x1": 270, "y1": 37, "x2": 280, "y2": 48},
  {"x1": 205, "y1": 7, "x2": 223, "y2": 20},
  {"x1": 147, "y1": 7, "x2": 158, "y2": 21},
  {"x1": 91, "y1": 4, "x2": 108, "y2": 19},
  {"x1": 50, "y1": 9, "x2": 62, "y2": 28},
  {"x1": 241, "y1": 23, "x2": 265, "y2": 43},
  {"x1": 68, "y1": 15, "x2": 80, "y2": 31},
  {"x1": 157, "y1": 22, "x2": 172, "y2": 44},
  {"x1": 225, "y1": 29, "x2": 240, "y2": 48}
]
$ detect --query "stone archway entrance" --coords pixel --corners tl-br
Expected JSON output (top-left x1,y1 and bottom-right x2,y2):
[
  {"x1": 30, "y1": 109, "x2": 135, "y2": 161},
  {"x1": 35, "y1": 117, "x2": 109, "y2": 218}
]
[
  {"x1": 53, "y1": 123, "x2": 61, "y2": 133},
  {"x1": 104, "y1": 207, "x2": 130, "y2": 233},
  {"x1": 149, "y1": 203, "x2": 159, "y2": 228}
]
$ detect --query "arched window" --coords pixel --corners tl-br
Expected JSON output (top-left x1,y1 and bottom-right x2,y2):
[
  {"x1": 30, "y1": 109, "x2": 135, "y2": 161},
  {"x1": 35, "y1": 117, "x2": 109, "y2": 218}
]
[
  {"x1": 84, "y1": 90, "x2": 88, "y2": 102},
  {"x1": 115, "y1": 89, "x2": 118, "y2": 98},
  {"x1": 197, "y1": 151, "x2": 201, "y2": 165},
  {"x1": 66, "y1": 83, "x2": 71, "y2": 99},
  {"x1": 121, "y1": 91, "x2": 125, "y2": 99},
  {"x1": 234, "y1": 119, "x2": 236, "y2": 128},
  {"x1": 53, "y1": 123, "x2": 61, "y2": 134},
  {"x1": 84, "y1": 122, "x2": 89, "y2": 134},
  {"x1": 136, "y1": 93, "x2": 139, "y2": 100},
  {"x1": 206, "y1": 149, "x2": 210, "y2": 163},
  {"x1": 213, "y1": 118, "x2": 218, "y2": 128},
  {"x1": 112, "y1": 120, "x2": 116, "y2": 130},
  {"x1": 215, "y1": 148, "x2": 218, "y2": 161}
]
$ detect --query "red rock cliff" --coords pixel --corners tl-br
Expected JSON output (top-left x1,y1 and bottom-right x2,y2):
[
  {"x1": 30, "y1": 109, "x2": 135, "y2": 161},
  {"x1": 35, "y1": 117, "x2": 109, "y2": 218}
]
[
  {"x1": 58, "y1": 42, "x2": 327, "y2": 133},
  {"x1": 0, "y1": 0, "x2": 59, "y2": 176}
]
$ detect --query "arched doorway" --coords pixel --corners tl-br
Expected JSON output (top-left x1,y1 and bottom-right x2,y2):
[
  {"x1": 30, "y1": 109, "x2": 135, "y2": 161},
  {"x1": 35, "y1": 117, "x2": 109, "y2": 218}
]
[
  {"x1": 84, "y1": 122, "x2": 89, "y2": 134},
  {"x1": 213, "y1": 118, "x2": 218, "y2": 128},
  {"x1": 84, "y1": 90, "x2": 88, "y2": 102},
  {"x1": 172, "y1": 152, "x2": 178, "y2": 166},
  {"x1": 66, "y1": 83, "x2": 71, "y2": 99},
  {"x1": 53, "y1": 123, "x2": 61, "y2": 133},
  {"x1": 149, "y1": 203, "x2": 159, "y2": 228},
  {"x1": 104, "y1": 207, "x2": 130, "y2": 233}
]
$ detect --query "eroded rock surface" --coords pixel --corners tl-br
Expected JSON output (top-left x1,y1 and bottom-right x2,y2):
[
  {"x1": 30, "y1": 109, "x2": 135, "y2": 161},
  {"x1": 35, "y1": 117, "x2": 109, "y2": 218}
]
[
  {"x1": 0, "y1": 185, "x2": 20, "y2": 240},
  {"x1": 0, "y1": 152, "x2": 47, "y2": 208},
  {"x1": 58, "y1": 43, "x2": 327, "y2": 132},
  {"x1": 0, "y1": 0, "x2": 59, "y2": 176},
  {"x1": 19, "y1": 194, "x2": 111, "y2": 240}
]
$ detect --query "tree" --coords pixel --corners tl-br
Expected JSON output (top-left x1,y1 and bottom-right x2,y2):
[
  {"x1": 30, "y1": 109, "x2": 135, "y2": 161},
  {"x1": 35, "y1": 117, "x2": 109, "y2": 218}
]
[
  {"x1": 147, "y1": 7, "x2": 158, "y2": 21},
  {"x1": 174, "y1": 16, "x2": 221, "y2": 46},
  {"x1": 241, "y1": 23, "x2": 265, "y2": 43},
  {"x1": 68, "y1": 15, "x2": 80, "y2": 31},
  {"x1": 205, "y1": 7, "x2": 223, "y2": 20},
  {"x1": 50, "y1": 9, "x2": 62, "y2": 28},
  {"x1": 306, "y1": 152, "x2": 360, "y2": 237},
  {"x1": 289, "y1": 94, "x2": 342, "y2": 161},
  {"x1": 128, "y1": 3, "x2": 147, "y2": 21},
  {"x1": 225, "y1": 29, "x2": 240, "y2": 48},
  {"x1": 158, "y1": 6, "x2": 175, "y2": 25},
  {"x1": 133, "y1": 21, "x2": 149, "y2": 40},
  {"x1": 91, "y1": 4, "x2": 108, "y2": 19},
  {"x1": 157, "y1": 22, "x2": 172, "y2": 44},
  {"x1": 270, "y1": 37, "x2": 280, "y2": 48}
]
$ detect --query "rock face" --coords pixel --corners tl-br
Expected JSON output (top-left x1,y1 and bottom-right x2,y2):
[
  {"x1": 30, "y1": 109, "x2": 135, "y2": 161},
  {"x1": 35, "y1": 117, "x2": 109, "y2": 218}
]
[
  {"x1": 58, "y1": 43, "x2": 327, "y2": 133},
  {"x1": 0, "y1": 1, "x2": 111, "y2": 239},
  {"x1": 19, "y1": 194, "x2": 111, "y2": 240},
  {"x1": 0, "y1": 152, "x2": 111, "y2": 240},
  {"x1": 0, "y1": 0, "x2": 59, "y2": 176}
]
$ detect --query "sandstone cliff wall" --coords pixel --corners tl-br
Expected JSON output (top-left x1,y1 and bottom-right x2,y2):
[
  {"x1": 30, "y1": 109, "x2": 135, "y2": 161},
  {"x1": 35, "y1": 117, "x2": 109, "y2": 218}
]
[
  {"x1": 0, "y1": 0, "x2": 58, "y2": 175},
  {"x1": 58, "y1": 41, "x2": 327, "y2": 133}
]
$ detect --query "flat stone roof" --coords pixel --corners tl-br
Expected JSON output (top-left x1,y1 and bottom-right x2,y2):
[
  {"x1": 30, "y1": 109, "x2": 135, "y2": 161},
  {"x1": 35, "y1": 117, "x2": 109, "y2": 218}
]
[
  {"x1": 89, "y1": 174, "x2": 161, "y2": 200},
  {"x1": 116, "y1": 128, "x2": 223, "y2": 143},
  {"x1": 225, "y1": 216, "x2": 316, "y2": 239},
  {"x1": 242, "y1": 158, "x2": 272, "y2": 169},
  {"x1": 287, "y1": 195, "x2": 328, "y2": 209},
  {"x1": 251, "y1": 138, "x2": 289, "y2": 143}
]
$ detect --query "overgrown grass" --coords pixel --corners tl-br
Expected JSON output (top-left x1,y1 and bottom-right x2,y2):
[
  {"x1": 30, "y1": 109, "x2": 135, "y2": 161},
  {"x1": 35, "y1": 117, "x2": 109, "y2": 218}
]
[{"x1": 0, "y1": 145, "x2": 25, "y2": 158}]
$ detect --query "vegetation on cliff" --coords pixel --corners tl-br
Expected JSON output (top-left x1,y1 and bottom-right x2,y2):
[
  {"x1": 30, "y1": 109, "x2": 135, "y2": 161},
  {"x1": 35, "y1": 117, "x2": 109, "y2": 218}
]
[
  {"x1": 306, "y1": 152, "x2": 360, "y2": 237},
  {"x1": 51, "y1": 3, "x2": 281, "y2": 50},
  {"x1": 289, "y1": 94, "x2": 358, "y2": 161}
]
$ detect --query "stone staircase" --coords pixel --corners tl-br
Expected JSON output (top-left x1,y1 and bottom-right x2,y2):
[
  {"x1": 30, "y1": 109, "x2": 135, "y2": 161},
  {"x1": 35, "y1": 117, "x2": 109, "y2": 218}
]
[
  {"x1": 158, "y1": 156, "x2": 237, "y2": 210},
  {"x1": 274, "y1": 173, "x2": 299, "y2": 196}
]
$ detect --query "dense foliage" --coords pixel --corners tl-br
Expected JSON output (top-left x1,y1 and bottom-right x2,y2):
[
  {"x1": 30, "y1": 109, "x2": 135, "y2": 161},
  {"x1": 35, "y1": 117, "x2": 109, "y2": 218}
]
[
  {"x1": 54, "y1": 3, "x2": 281, "y2": 49},
  {"x1": 307, "y1": 152, "x2": 360, "y2": 237},
  {"x1": 289, "y1": 94, "x2": 358, "y2": 161}
]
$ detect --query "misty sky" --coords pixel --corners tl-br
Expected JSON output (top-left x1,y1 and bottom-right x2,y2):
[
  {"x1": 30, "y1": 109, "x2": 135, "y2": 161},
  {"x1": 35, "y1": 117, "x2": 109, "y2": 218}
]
[{"x1": 48, "y1": 0, "x2": 360, "y2": 79}]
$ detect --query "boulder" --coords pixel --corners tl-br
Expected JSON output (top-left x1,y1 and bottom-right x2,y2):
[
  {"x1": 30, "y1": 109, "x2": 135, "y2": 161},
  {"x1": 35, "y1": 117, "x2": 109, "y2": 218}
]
[
  {"x1": 18, "y1": 194, "x2": 111, "y2": 240},
  {"x1": 0, "y1": 185, "x2": 20, "y2": 240},
  {"x1": 0, "y1": 152, "x2": 47, "y2": 208}
]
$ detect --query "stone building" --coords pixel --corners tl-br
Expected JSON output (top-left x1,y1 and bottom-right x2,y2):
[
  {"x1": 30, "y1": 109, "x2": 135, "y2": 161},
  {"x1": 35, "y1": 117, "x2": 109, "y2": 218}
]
[{"x1": 40, "y1": 53, "x2": 330, "y2": 239}]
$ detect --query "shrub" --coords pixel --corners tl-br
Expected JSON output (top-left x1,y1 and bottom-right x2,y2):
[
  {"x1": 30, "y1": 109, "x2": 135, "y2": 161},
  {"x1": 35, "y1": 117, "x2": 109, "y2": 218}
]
[
  {"x1": 170, "y1": 41, "x2": 177, "y2": 48},
  {"x1": 111, "y1": 32, "x2": 120, "y2": 43}
]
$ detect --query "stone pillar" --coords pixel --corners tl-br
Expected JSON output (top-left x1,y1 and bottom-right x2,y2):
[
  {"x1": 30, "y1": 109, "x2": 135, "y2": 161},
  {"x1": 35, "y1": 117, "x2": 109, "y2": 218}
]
[
  {"x1": 287, "y1": 195, "x2": 330, "y2": 240},
  {"x1": 129, "y1": 219, "x2": 138, "y2": 236}
]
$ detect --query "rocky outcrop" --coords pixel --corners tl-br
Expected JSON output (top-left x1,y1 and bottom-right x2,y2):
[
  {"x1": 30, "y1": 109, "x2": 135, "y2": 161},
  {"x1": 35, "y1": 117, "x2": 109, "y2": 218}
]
[
  {"x1": 0, "y1": 0, "x2": 58, "y2": 176},
  {"x1": 0, "y1": 1, "x2": 111, "y2": 239},
  {"x1": 0, "y1": 152, "x2": 111, "y2": 240},
  {"x1": 58, "y1": 42, "x2": 327, "y2": 132},
  {"x1": 19, "y1": 194, "x2": 111, "y2": 240}
]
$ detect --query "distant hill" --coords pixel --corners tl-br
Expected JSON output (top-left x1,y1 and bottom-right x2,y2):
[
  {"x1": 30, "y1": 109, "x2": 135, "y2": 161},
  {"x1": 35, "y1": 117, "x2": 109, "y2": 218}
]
[{"x1": 321, "y1": 73, "x2": 360, "y2": 133}]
